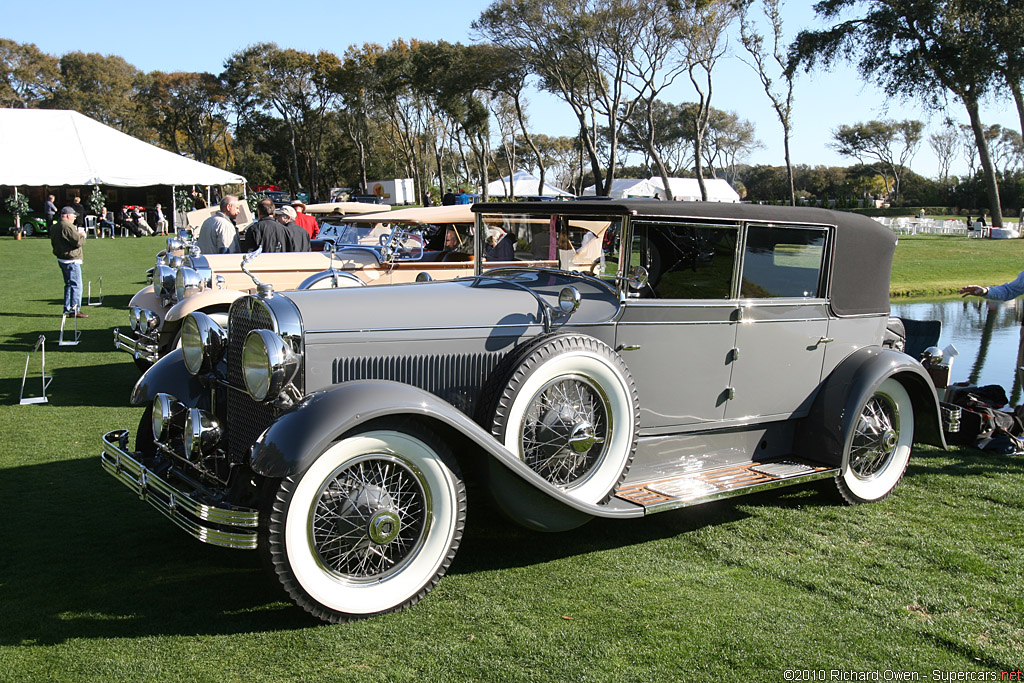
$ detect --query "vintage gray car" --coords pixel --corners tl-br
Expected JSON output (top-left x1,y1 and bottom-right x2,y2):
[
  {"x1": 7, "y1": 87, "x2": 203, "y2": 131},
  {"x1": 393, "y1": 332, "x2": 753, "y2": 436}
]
[{"x1": 100, "y1": 200, "x2": 945, "y2": 623}]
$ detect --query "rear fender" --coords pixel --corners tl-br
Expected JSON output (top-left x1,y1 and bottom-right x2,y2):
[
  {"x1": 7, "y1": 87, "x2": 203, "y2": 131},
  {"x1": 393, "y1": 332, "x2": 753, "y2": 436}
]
[
  {"x1": 130, "y1": 350, "x2": 206, "y2": 408},
  {"x1": 249, "y1": 380, "x2": 634, "y2": 527},
  {"x1": 796, "y1": 347, "x2": 946, "y2": 469}
]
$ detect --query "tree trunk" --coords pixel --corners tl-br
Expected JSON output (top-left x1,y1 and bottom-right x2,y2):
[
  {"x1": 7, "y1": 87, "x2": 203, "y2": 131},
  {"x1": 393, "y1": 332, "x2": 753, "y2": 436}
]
[
  {"x1": 1009, "y1": 78, "x2": 1024, "y2": 140},
  {"x1": 782, "y1": 124, "x2": 795, "y2": 206},
  {"x1": 964, "y1": 93, "x2": 1004, "y2": 228}
]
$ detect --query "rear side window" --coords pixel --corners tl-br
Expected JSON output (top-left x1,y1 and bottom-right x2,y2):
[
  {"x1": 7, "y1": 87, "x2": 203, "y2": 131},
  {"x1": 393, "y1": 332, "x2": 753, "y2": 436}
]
[{"x1": 740, "y1": 225, "x2": 827, "y2": 299}]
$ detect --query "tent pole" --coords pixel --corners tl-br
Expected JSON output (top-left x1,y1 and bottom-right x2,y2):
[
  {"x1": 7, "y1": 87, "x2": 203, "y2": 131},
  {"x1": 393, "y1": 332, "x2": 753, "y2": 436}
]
[
  {"x1": 171, "y1": 185, "x2": 177, "y2": 234},
  {"x1": 13, "y1": 187, "x2": 20, "y2": 230}
]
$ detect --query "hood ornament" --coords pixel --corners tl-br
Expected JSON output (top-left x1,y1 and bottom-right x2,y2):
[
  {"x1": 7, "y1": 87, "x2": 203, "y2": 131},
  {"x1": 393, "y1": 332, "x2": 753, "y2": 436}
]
[{"x1": 241, "y1": 247, "x2": 273, "y2": 297}]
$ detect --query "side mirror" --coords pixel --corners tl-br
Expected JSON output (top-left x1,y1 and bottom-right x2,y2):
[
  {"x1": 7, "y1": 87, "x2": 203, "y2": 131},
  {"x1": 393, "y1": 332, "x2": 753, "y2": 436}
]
[
  {"x1": 558, "y1": 286, "x2": 581, "y2": 315},
  {"x1": 628, "y1": 265, "x2": 649, "y2": 291}
]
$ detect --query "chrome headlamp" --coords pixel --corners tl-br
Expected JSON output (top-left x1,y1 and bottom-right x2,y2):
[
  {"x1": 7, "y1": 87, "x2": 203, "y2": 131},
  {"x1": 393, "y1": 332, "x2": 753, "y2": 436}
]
[
  {"x1": 184, "y1": 408, "x2": 221, "y2": 460},
  {"x1": 180, "y1": 312, "x2": 227, "y2": 375},
  {"x1": 242, "y1": 329, "x2": 300, "y2": 402},
  {"x1": 166, "y1": 254, "x2": 184, "y2": 269},
  {"x1": 137, "y1": 308, "x2": 160, "y2": 336},
  {"x1": 155, "y1": 264, "x2": 177, "y2": 303},
  {"x1": 129, "y1": 306, "x2": 142, "y2": 332},
  {"x1": 166, "y1": 236, "x2": 185, "y2": 253},
  {"x1": 152, "y1": 393, "x2": 186, "y2": 442},
  {"x1": 175, "y1": 266, "x2": 204, "y2": 301}
]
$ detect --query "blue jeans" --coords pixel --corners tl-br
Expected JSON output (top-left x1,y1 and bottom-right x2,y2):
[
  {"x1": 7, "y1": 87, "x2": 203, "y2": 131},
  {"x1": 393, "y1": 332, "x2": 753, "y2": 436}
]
[{"x1": 58, "y1": 260, "x2": 82, "y2": 313}]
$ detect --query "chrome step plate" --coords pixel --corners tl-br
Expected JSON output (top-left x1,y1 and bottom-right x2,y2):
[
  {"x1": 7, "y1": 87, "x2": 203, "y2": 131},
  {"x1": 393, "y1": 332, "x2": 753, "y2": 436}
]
[{"x1": 616, "y1": 459, "x2": 838, "y2": 513}]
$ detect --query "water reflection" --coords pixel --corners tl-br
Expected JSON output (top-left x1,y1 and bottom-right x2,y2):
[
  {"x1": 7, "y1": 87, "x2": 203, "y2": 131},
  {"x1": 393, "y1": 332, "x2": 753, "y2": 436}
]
[{"x1": 890, "y1": 298, "x2": 1024, "y2": 405}]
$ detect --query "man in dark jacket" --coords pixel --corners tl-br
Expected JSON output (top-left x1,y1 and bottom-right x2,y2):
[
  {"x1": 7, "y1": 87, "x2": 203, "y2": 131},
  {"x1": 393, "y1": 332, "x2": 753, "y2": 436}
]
[
  {"x1": 51, "y1": 206, "x2": 87, "y2": 317},
  {"x1": 244, "y1": 198, "x2": 290, "y2": 253},
  {"x1": 276, "y1": 205, "x2": 311, "y2": 251}
]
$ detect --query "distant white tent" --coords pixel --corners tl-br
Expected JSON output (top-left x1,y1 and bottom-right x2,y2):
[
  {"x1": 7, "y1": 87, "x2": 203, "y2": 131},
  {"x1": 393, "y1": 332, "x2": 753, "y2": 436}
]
[
  {"x1": 650, "y1": 177, "x2": 740, "y2": 203},
  {"x1": 486, "y1": 170, "x2": 571, "y2": 198},
  {"x1": 0, "y1": 108, "x2": 245, "y2": 187},
  {"x1": 580, "y1": 178, "x2": 660, "y2": 199}
]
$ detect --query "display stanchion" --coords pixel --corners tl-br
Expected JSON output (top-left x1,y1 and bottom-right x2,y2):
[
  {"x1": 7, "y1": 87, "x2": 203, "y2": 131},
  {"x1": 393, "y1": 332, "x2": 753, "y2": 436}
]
[
  {"x1": 58, "y1": 311, "x2": 81, "y2": 346},
  {"x1": 19, "y1": 335, "x2": 53, "y2": 405},
  {"x1": 87, "y1": 277, "x2": 103, "y2": 306}
]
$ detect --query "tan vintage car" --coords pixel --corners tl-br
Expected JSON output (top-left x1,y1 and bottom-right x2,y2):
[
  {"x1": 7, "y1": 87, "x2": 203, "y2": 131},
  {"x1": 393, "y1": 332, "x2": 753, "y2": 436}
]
[{"x1": 115, "y1": 203, "x2": 606, "y2": 368}]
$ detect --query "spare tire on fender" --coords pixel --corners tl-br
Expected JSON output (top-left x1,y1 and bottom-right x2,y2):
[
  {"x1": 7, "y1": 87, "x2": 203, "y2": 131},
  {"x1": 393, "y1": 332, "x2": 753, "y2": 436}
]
[{"x1": 483, "y1": 333, "x2": 640, "y2": 505}]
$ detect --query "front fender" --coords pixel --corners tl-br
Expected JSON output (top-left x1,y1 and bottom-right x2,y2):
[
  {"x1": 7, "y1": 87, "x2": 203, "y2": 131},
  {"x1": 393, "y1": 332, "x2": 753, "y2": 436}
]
[
  {"x1": 129, "y1": 285, "x2": 163, "y2": 317},
  {"x1": 796, "y1": 347, "x2": 946, "y2": 469},
  {"x1": 249, "y1": 380, "x2": 643, "y2": 524},
  {"x1": 130, "y1": 350, "x2": 206, "y2": 407},
  {"x1": 164, "y1": 289, "x2": 246, "y2": 323}
]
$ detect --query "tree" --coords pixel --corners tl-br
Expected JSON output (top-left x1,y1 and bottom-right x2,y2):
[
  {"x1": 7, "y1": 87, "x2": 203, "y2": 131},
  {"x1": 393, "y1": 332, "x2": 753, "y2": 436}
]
[
  {"x1": 928, "y1": 123, "x2": 960, "y2": 183},
  {"x1": 793, "y1": 0, "x2": 1008, "y2": 226},
  {"x1": 829, "y1": 119, "x2": 923, "y2": 203},
  {"x1": 0, "y1": 39, "x2": 59, "y2": 108},
  {"x1": 139, "y1": 72, "x2": 230, "y2": 166},
  {"x1": 737, "y1": 0, "x2": 797, "y2": 205},
  {"x1": 673, "y1": 0, "x2": 738, "y2": 200},
  {"x1": 47, "y1": 51, "x2": 143, "y2": 134},
  {"x1": 223, "y1": 44, "x2": 340, "y2": 199}
]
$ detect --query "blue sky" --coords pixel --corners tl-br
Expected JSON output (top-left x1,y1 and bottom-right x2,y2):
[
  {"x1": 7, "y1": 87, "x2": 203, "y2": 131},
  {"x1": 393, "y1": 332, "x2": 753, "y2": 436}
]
[{"x1": 5, "y1": 0, "x2": 1019, "y2": 178}]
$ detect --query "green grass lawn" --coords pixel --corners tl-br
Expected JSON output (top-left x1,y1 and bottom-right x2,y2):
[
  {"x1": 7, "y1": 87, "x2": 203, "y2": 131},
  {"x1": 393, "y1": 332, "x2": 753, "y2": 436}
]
[{"x1": 1, "y1": 233, "x2": 1022, "y2": 682}]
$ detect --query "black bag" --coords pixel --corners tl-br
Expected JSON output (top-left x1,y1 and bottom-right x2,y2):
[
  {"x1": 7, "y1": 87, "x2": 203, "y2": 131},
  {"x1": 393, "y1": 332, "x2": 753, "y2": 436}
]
[{"x1": 945, "y1": 384, "x2": 1022, "y2": 447}]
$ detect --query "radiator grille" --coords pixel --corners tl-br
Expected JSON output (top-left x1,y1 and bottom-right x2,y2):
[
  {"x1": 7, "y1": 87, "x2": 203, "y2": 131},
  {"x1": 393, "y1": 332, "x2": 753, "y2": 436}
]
[
  {"x1": 226, "y1": 298, "x2": 279, "y2": 462},
  {"x1": 333, "y1": 353, "x2": 504, "y2": 416}
]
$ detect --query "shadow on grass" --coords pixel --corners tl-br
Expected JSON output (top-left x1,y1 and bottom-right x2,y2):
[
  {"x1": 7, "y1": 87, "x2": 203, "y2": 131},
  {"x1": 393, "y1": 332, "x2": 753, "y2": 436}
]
[
  {"x1": 0, "y1": 452, "x2": 869, "y2": 644},
  {"x1": 0, "y1": 358, "x2": 138, "y2": 407},
  {"x1": 2, "y1": 444, "x2": 1010, "y2": 644}
]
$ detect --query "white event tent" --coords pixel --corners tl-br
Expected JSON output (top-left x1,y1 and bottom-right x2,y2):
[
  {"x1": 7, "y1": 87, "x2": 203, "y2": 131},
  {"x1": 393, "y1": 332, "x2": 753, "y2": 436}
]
[
  {"x1": 651, "y1": 177, "x2": 740, "y2": 202},
  {"x1": 0, "y1": 108, "x2": 245, "y2": 226},
  {"x1": 486, "y1": 170, "x2": 571, "y2": 198},
  {"x1": 580, "y1": 178, "x2": 660, "y2": 198},
  {"x1": 0, "y1": 108, "x2": 245, "y2": 187}
]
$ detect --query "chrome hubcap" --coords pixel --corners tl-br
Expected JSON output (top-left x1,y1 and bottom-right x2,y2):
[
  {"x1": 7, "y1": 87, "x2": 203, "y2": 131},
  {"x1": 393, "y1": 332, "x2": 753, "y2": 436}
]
[
  {"x1": 850, "y1": 393, "x2": 901, "y2": 480},
  {"x1": 521, "y1": 376, "x2": 609, "y2": 487},
  {"x1": 311, "y1": 455, "x2": 427, "y2": 581}
]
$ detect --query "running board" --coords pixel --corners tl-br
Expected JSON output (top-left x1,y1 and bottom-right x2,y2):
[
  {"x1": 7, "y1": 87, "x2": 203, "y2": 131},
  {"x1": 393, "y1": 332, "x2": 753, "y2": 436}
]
[{"x1": 615, "y1": 460, "x2": 839, "y2": 514}]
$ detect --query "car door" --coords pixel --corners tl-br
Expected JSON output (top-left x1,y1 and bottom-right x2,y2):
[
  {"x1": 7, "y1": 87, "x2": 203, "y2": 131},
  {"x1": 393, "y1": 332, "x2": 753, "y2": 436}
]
[
  {"x1": 614, "y1": 220, "x2": 741, "y2": 431},
  {"x1": 725, "y1": 223, "x2": 831, "y2": 421}
]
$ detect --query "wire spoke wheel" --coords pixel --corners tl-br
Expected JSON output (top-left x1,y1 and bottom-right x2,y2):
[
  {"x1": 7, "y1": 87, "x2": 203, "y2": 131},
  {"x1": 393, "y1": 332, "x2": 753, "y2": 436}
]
[
  {"x1": 520, "y1": 375, "x2": 609, "y2": 488},
  {"x1": 264, "y1": 421, "x2": 465, "y2": 622},
  {"x1": 837, "y1": 378, "x2": 914, "y2": 504},
  {"x1": 488, "y1": 334, "x2": 639, "y2": 504},
  {"x1": 311, "y1": 454, "x2": 427, "y2": 582}
]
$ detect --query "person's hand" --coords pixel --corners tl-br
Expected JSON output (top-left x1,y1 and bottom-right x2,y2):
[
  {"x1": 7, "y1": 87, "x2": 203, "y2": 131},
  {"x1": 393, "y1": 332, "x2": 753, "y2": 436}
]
[{"x1": 959, "y1": 285, "x2": 988, "y2": 297}]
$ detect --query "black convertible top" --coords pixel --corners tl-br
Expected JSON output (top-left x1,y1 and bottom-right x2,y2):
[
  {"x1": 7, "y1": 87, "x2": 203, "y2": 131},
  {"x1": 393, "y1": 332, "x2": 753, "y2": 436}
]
[{"x1": 473, "y1": 200, "x2": 897, "y2": 317}]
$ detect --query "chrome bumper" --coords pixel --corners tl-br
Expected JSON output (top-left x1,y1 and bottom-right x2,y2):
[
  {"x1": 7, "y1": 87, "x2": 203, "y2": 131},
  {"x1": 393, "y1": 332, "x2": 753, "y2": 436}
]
[
  {"x1": 113, "y1": 328, "x2": 159, "y2": 363},
  {"x1": 101, "y1": 429, "x2": 258, "y2": 550}
]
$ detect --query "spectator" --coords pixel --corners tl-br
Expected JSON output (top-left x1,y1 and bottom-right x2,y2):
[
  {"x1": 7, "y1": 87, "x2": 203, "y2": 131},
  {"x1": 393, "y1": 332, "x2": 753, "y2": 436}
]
[
  {"x1": 244, "y1": 198, "x2": 290, "y2": 253},
  {"x1": 441, "y1": 190, "x2": 457, "y2": 206},
  {"x1": 290, "y1": 199, "x2": 319, "y2": 239},
  {"x1": 44, "y1": 194, "x2": 57, "y2": 226},
  {"x1": 276, "y1": 205, "x2": 311, "y2": 251},
  {"x1": 153, "y1": 203, "x2": 169, "y2": 235},
  {"x1": 98, "y1": 206, "x2": 115, "y2": 234},
  {"x1": 51, "y1": 206, "x2": 87, "y2": 318},
  {"x1": 485, "y1": 226, "x2": 516, "y2": 261},
  {"x1": 192, "y1": 189, "x2": 207, "y2": 209},
  {"x1": 133, "y1": 206, "x2": 154, "y2": 236},
  {"x1": 196, "y1": 195, "x2": 241, "y2": 254},
  {"x1": 70, "y1": 195, "x2": 85, "y2": 228}
]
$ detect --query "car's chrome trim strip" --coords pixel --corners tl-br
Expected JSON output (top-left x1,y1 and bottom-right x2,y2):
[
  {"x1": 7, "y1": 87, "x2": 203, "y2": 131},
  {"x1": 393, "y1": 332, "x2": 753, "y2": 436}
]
[
  {"x1": 113, "y1": 328, "x2": 159, "y2": 363},
  {"x1": 100, "y1": 430, "x2": 258, "y2": 550}
]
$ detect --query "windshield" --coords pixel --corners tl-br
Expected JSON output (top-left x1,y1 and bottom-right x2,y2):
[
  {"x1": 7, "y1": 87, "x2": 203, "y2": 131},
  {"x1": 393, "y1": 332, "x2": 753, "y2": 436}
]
[{"x1": 476, "y1": 212, "x2": 621, "y2": 282}]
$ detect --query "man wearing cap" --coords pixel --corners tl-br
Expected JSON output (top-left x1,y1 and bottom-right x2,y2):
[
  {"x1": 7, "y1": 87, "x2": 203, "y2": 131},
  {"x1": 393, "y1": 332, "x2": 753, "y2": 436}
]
[
  {"x1": 196, "y1": 195, "x2": 241, "y2": 254},
  {"x1": 51, "y1": 206, "x2": 88, "y2": 318},
  {"x1": 277, "y1": 205, "x2": 311, "y2": 251},
  {"x1": 244, "y1": 198, "x2": 291, "y2": 253},
  {"x1": 290, "y1": 199, "x2": 319, "y2": 240}
]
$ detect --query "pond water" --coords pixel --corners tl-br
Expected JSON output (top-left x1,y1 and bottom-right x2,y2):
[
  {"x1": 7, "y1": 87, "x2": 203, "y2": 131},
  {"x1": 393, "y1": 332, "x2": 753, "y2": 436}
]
[{"x1": 890, "y1": 298, "x2": 1024, "y2": 405}]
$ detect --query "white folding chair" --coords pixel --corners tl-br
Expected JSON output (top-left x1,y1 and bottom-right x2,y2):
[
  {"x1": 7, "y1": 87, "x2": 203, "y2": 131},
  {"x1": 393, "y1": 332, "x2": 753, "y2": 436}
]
[{"x1": 84, "y1": 215, "x2": 99, "y2": 238}]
